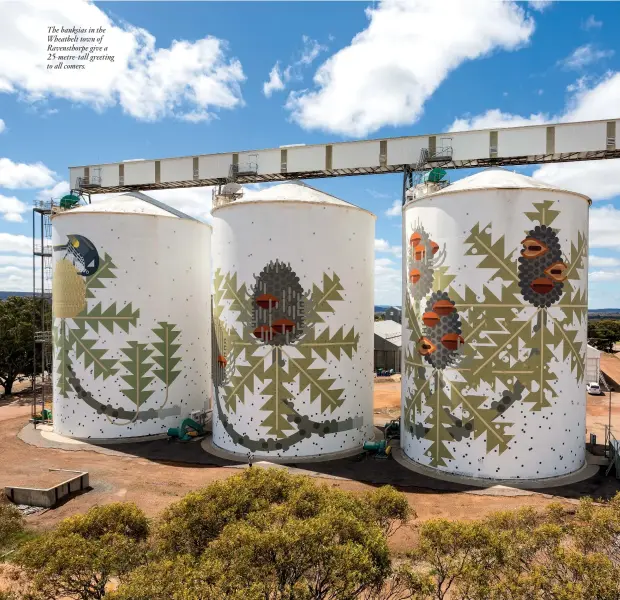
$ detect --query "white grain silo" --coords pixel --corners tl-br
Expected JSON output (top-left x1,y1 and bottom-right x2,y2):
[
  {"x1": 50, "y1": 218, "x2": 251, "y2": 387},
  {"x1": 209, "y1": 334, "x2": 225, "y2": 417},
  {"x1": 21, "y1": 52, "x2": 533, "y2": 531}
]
[
  {"x1": 401, "y1": 168, "x2": 589, "y2": 480},
  {"x1": 211, "y1": 182, "x2": 375, "y2": 460},
  {"x1": 51, "y1": 192, "x2": 211, "y2": 440}
]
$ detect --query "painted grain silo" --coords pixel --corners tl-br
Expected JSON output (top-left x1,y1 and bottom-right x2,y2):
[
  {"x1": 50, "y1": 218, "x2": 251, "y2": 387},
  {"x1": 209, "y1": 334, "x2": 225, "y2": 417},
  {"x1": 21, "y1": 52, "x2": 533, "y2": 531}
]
[
  {"x1": 401, "y1": 168, "x2": 590, "y2": 480},
  {"x1": 211, "y1": 182, "x2": 375, "y2": 460},
  {"x1": 51, "y1": 192, "x2": 211, "y2": 440}
]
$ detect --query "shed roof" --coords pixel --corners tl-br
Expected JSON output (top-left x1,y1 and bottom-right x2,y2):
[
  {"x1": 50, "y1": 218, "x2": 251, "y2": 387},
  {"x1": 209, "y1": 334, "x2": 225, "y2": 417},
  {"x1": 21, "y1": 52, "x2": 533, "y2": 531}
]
[{"x1": 374, "y1": 319, "x2": 402, "y2": 348}]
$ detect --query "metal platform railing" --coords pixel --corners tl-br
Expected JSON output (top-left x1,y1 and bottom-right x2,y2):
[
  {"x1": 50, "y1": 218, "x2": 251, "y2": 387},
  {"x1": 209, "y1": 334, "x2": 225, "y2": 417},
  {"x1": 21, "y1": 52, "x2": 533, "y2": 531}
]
[{"x1": 34, "y1": 241, "x2": 52, "y2": 256}]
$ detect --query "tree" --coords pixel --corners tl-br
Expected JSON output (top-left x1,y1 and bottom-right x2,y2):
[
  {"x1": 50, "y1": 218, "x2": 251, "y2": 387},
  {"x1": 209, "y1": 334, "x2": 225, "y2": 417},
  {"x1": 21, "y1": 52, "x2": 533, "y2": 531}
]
[
  {"x1": 14, "y1": 503, "x2": 149, "y2": 600},
  {"x1": 0, "y1": 499, "x2": 23, "y2": 553},
  {"x1": 114, "y1": 469, "x2": 412, "y2": 600},
  {"x1": 394, "y1": 499, "x2": 620, "y2": 600},
  {"x1": 0, "y1": 296, "x2": 49, "y2": 396},
  {"x1": 588, "y1": 319, "x2": 620, "y2": 353}
]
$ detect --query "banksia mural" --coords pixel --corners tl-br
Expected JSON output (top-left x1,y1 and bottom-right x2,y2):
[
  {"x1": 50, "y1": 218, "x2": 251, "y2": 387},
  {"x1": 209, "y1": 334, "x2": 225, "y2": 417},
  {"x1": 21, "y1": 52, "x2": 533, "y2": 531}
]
[
  {"x1": 403, "y1": 197, "x2": 588, "y2": 479},
  {"x1": 212, "y1": 260, "x2": 364, "y2": 454},
  {"x1": 52, "y1": 234, "x2": 185, "y2": 429}
]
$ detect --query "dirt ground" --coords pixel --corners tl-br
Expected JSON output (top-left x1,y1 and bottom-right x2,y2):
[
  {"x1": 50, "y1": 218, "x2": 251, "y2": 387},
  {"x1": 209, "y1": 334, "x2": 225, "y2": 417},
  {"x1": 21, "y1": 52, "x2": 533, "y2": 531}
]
[{"x1": 0, "y1": 378, "x2": 603, "y2": 557}]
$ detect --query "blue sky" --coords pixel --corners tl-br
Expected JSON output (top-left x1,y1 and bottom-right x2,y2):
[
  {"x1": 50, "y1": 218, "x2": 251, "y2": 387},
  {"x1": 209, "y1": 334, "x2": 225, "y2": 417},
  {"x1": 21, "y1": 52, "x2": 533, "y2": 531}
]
[{"x1": 1, "y1": 0, "x2": 620, "y2": 307}]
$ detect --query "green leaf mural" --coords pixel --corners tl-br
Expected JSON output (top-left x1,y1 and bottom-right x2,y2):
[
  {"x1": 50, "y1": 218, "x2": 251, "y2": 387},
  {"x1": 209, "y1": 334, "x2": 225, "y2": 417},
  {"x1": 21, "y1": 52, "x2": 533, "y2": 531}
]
[
  {"x1": 464, "y1": 223, "x2": 518, "y2": 283},
  {"x1": 68, "y1": 324, "x2": 119, "y2": 380},
  {"x1": 432, "y1": 266, "x2": 456, "y2": 293},
  {"x1": 221, "y1": 272, "x2": 252, "y2": 322},
  {"x1": 119, "y1": 342, "x2": 155, "y2": 408},
  {"x1": 212, "y1": 268, "x2": 256, "y2": 385},
  {"x1": 151, "y1": 322, "x2": 182, "y2": 388},
  {"x1": 84, "y1": 253, "x2": 116, "y2": 299},
  {"x1": 285, "y1": 351, "x2": 345, "y2": 413},
  {"x1": 54, "y1": 321, "x2": 73, "y2": 398},
  {"x1": 260, "y1": 348, "x2": 295, "y2": 437},
  {"x1": 450, "y1": 380, "x2": 514, "y2": 454},
  {"x1": 72, "y1": 302, "x2": 139, "y2": 334},
  {"x1": 297, "y1": 327, "x2": 359, "y2": 361},
  {"x1": 422, "y1": 372, "x2": 456, "y2": 468},
  {"x1": 224, "y1": 350, "x2": 267, "y2": 412},
  {"x1": 524, "y1": 200, "x2": 560, "y2": 228},
  {"x1": 305, "y1": 272, "x2": 344, "y2": 325}
]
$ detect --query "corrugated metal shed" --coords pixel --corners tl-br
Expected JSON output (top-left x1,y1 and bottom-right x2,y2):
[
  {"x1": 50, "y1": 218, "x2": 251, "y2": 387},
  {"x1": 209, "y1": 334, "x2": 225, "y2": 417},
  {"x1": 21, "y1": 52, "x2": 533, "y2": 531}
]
[{"x1": 374, "y1": 319, "x2": 402, "y2": 348}]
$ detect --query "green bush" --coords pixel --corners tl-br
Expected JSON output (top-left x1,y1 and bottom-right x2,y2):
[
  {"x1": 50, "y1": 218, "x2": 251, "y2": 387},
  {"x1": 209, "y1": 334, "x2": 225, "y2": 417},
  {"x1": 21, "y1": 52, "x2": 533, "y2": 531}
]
[
  {"x1": 14, "y1": 504, "x2": 149, "y2": 600},
  {"x1": 0, "y1": 500, "x2": 23, "y2": 552}
]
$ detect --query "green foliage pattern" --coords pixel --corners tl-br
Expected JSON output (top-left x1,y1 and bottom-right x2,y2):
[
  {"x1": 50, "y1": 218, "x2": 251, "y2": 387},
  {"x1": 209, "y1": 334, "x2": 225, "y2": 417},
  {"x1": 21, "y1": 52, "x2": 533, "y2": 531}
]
[
  {"x1": 212, "y1": 266, "x2": 358, "y2": 440},
  {"x1": 53, "y1": 250, "x2": 184, "y2": 418},
  {"x1": 119, "y1": 342, "x2": 155, "y2": 408}
]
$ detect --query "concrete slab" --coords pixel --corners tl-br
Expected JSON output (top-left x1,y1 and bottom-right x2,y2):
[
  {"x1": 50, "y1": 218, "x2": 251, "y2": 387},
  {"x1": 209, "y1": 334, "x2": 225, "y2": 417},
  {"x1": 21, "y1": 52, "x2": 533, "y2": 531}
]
[
  {"x1": 393, "y1": 441, "x2": 600, "y2": 490},
  {"x1": 5, "y1": 469, "x2": 89, "y2": 508}
]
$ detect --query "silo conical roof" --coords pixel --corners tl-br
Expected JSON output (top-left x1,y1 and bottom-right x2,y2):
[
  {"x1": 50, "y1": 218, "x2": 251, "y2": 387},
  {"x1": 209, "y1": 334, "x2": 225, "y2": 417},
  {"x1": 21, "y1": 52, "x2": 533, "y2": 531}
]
[
  {"x1": 54, "y1": 191, "x2": 197, "y2": 220},
  {"x1": 429, "y1": 168, "x2": 590, "y2": 201},
  {"x1": 218, "y1": 181, "x2": 376, "y2": 217}
]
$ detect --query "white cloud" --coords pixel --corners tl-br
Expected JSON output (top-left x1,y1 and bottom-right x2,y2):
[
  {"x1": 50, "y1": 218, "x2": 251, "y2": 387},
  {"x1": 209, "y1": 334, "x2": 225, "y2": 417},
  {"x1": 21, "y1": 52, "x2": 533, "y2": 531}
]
[
  {"x1": 285, "y1": 0, "x2": 534, "y2": 137},
  {"x1": 36, "y1": 180, "x2": 70, "y2": 201},
  {"x1": 452, "y1": 71, "x2": 620, "y2": 201},
  {"x1": 385, "y1": 200, "x2": 401, "y2": 217},
  {"x1": 0, "y1": 158, "x2": 56, "y2": 189},
  {"x1": 528, "y1": 0, "x2": 554, "y2": 12},
  {"x1": 299, "y1": 35, "x2": 327, "y2": 66},
  {"x1": 0, "y1": 119, "x2": 5, "y2": 134},
  {"x1": 533, "y1": 160, "x2": 620, "y2": 202},
  {"x1": 374, "y1": 256, "x2": 402, "y2": 305},
  {"x1": 0, "y1": 193, "x2": 29, "y2": 222},
  {"x1": 451, "y1": 69, "x2": 620, "y2": 134},
  {"x1": 589, "y1": 270, "x2": 620, "y2": 283},
  {"x1": 589, "y1": 205, "x2": 620, "y2": 250},
  {"x1": 559, "y1": 44, "x2": 614, "y2": 70},
  {"x1": 0, "y1": 0, "x2": 245, "y2": 122},
  {"x1": 450, "y1": 109, "x2": 548, "y2": 132},
  {"x1": 366, "y1": 189, "x2": 390, "y2": 199},
  {"x1": 582, "y1": 15, "x2": 602, "y2": 31},
  {"x1": 0, "y1": 266, "x2": 29, "y2": 291},
  {"x1": 177, "y1": 111, "x2": 213, "y2": 124},
  {"x1": 562, "y1": 71, "x2": 620, "y2": 122},
  {"x1": 589, "y1": 256, "x2": 620, "y2": 268},
  {"x1": 375, "y1": 238, "x2": 402, "y2": 257},
  {"x1": 263, "y1": 63, "x2": 286, "y2": 98},
  {"x1": 263, "y1": 36, "x2": 326, "y2": 98},
  {"x1": 0, "y1": 233, "x2": 32, "y2": 254}
]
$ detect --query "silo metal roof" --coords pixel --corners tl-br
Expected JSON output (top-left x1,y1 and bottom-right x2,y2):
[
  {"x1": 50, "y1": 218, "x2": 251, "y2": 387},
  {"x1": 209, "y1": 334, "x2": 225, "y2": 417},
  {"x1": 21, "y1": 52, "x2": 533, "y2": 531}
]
[
  {"x1": 428, "y1": 168, "x2": 591, "y2": 202},
  {"x1": 215, "y1": 181, "x2": 376, "y2": 217},
  {"x1": 53, "y1": 191, "x2": 198, "y2": 220}
]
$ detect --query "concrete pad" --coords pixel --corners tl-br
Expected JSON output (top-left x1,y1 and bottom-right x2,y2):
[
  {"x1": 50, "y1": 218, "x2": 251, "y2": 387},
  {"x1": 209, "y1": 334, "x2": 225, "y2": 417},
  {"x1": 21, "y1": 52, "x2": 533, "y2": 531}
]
[
  {"x1": 39, "y1": 425, "x2": 86, "y2": 446},
  {"x1": 19, "y1": 422, "x2": 169, "y2": 456},
  {"x1": 393, "y1": 441, "x2": 600, "y2": 491},
  {"x1": 201, "y1": 435, "x2": 365, "y2": 464}
]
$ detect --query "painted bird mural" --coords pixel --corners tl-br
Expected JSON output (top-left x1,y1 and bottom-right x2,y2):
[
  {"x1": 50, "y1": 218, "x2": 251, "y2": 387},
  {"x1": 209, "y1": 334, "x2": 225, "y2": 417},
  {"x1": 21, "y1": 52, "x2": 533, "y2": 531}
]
[
  {"x1": 52, "y1": 234, "x2": 99, "y2": 319},
  {"x1": 53, "y1": 234, "x2": 100, "y2": 276}
]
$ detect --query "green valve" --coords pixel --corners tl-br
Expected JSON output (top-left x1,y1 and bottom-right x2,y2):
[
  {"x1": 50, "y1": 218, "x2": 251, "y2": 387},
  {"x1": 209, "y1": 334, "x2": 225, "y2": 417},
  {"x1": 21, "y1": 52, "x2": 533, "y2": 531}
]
[
  {"x1": 423, "y1": 168, "x2": 447, "y2": 183},
  {"x1": 59, "y1": 194, "x2": 80, "y2": 209}
]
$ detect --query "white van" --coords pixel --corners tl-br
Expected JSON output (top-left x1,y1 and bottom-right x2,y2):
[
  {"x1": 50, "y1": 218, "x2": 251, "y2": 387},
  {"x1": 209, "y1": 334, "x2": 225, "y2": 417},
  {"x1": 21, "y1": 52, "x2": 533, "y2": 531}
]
[{"x1": 586, "y1": 382, "x2": 603, "y2": 395}]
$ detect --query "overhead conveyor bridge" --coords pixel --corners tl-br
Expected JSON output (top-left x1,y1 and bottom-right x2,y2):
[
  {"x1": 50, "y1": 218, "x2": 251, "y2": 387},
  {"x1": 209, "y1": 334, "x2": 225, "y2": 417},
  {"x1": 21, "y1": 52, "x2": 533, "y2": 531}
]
[{"x1": 69, "y1": 118, "x2": 620, "y2": 195}]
